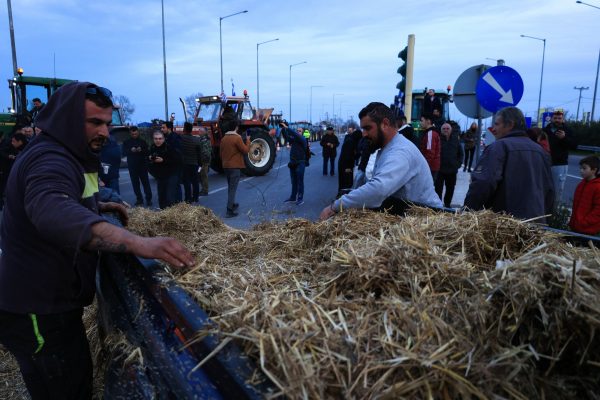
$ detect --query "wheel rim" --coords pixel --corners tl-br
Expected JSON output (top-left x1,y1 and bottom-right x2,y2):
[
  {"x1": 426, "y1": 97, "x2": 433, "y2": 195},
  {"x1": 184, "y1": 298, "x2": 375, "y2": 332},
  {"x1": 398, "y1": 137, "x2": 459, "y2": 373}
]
[{"x1": 248, "y1": 138, "x2": 271, "y2": 168}]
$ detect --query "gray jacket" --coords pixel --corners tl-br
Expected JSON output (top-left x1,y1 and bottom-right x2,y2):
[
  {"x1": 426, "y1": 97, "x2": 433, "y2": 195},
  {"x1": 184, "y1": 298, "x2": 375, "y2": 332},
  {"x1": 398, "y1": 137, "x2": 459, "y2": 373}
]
[{"x1": 464, "y1": 130, "x2": 554, "y2": 220}]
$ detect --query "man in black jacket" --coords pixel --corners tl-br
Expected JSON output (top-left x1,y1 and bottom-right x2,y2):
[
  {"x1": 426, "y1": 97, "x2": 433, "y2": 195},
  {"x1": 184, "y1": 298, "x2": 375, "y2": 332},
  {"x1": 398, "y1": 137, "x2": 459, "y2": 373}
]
[
  {"x1": 320, "y1": 126, "x2": 339, "y2": 176},
  {"x1": 464, "y1": 106, "x2": 554, "y2": 220},
  {"x1": 543, "y1": 110, "x2": 576, "y2": 207},
  {"x1": 122, "y1": 125, "x2": 152, "y2": 206},
  {"x1": 0, "y1": 82, "x2": 195, "y2": 400},
  {"x1": 435, "y1": 123, "x2": 463, "y2": 208}
]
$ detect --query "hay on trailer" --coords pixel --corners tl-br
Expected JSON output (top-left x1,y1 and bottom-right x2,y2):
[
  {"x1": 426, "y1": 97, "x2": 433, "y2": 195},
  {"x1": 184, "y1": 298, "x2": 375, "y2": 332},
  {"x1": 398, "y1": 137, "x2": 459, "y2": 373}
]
[{"x1": 127, "y1": 203, "x2": 600, "y2": 399}]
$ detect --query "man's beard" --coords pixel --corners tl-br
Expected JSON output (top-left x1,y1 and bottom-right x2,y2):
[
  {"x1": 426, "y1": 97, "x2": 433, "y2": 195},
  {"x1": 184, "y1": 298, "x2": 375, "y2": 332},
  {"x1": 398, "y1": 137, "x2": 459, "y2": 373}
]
[
  {"x1": 89, "y1": 137, "x2": 107, "y2": 153},
  {"x1": 366, "y1": 126, "x2": 385, "y2": 154}
]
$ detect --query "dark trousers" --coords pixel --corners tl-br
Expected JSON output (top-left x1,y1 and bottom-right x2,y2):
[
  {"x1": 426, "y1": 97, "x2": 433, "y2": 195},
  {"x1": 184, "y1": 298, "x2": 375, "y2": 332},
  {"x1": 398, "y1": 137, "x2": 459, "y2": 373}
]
[
  {"x1": 0, "y1": 308, "x2": 92, "y2": 400},
  {"x1": 323, "y1": 155, "x2": 335, "y2": 175},
  {"x1": 182, "y1": 164, "x2": 200, "y2": 202},
  {"x1": 289, "y1": 161, "x2": 305, "y2": 200},
  {"x1": 199, "y1": 162, "x2": 210, "y2": 193},
  {"x1": 434, "y1": 171, "x2": 458, "y2": 208},
  {"x1": 337, "y1": 162, "x2": 354, "y2": 196},
  {"x1": 129, "y1": 166, "x2": 152, "y2": 203},
  {"x1": 166, "y1": 172, "x2": 182, "y2": 206},
  {"x1": 224, "y1": 168, "x2": 241, "y2": 211},
  {"x1": 156, "y1": 176, "x2": 170, "y2": 209},
  {"x1": 464, "y1": 148, "x2": 475, "y2": 171},
  {"x1": 104, "y1": 178, "x2": 120, "y2": 194}
]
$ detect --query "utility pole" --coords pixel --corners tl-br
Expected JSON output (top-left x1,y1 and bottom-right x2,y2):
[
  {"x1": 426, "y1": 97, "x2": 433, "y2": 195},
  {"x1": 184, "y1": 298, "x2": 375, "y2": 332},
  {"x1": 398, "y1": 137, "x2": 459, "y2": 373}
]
[
  {"x1": 7, "y1": 0, "x2": 18, "y2": 75},
  {"x1": 574, "y1": 86, "x2": 589, "y2": 121},
  {"x1": 592, "y1": 49, "x2": 600, "y2": 124}
]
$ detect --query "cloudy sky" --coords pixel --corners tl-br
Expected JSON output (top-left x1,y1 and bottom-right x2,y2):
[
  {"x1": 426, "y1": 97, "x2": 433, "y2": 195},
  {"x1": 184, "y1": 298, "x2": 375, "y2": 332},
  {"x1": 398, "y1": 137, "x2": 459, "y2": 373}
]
[{"x1": 1, "y1": 0, "x2": 598, "y2": 127}]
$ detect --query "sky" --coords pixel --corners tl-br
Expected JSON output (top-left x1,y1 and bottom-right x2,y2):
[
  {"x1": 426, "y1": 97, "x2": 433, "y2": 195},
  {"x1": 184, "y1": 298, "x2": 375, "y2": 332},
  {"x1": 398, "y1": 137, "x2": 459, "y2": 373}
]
[{"x1": 1, "y1": 0, "x2": 598, "y2": 128}]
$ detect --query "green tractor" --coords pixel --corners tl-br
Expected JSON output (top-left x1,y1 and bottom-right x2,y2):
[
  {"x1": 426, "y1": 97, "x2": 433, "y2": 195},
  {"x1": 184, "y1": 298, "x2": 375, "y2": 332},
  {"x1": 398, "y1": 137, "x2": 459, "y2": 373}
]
[{"x1": 0, "y1": 70, "x2": 128, "y2": 139}]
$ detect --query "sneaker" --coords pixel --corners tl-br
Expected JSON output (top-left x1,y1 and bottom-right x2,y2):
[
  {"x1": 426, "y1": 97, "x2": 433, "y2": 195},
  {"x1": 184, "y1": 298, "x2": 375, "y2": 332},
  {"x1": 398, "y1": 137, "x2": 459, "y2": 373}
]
[
  {"x1": 232, "y1": 203, "x2": 239, "y2": 210},
  {"x1": 225, "y1": 209, "x2": 238, "y2": 218},
  {"x1": 296, "y1": 199, "x2": 304, "y2": 206},
  {"x1": 284, "y1": 198, "x2": 296, "y2": 203},
  {"x1": 199, "y1": 191, "x2": 209, "y2": 196}
]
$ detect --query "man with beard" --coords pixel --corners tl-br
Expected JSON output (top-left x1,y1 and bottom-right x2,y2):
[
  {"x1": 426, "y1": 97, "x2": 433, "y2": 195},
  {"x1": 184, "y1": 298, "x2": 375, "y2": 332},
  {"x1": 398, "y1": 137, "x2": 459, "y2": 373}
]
[
  {"x1": 543, "y1": 110, "x2": 576, "y2": 207},
  {"x1": 320, "y1": 102, "x2": 441, "y2": 220},
  {"x1": 0, "y1": 82, "x2": 195, "y2": 400}
]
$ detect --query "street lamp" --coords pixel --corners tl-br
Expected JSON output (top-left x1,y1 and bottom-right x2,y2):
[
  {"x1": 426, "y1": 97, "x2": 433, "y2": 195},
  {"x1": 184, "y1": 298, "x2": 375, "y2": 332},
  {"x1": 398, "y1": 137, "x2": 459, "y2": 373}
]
[
  {"x1": 289, "y1": 61, "x2": 307, "y2": 122},
  {"x1": 310, "y1": 85, "x2": 323, "y2": 124},
  {"x1": 520, "y1": 34, "x2": 546, "y2": 126},
  {"x1": 161, "y1": 0, "x2": 168, "y2": 120},
  {"x1": 256, "y1": 38, "x2": 279, "y2": 109},
  {"x1": 220, "y1": 10, "x2": 248, "y2": 94},
  {"x1": 576, "y1": 0, "x2": 600, "y2": 10},
  {"x1": 332, "y1": 93, "x2": 343, "y2": 127},
  {"x1": 485, "y1": 58, "x2": 505, "y2": 66}
]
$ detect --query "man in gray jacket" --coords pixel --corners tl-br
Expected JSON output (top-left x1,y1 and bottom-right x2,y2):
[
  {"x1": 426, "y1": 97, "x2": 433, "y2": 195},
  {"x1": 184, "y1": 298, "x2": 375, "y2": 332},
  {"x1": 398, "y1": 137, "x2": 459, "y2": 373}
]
[
  {"x1": 464, "y1": 106, "x2": 554, "y2": 220},
  {"x1": 320, "y1": 102, "x2": 441, "y2": 220}
]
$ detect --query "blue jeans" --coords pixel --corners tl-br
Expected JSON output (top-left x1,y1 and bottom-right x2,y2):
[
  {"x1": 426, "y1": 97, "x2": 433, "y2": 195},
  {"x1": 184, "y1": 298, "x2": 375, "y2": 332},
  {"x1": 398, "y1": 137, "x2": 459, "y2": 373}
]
[
  {"x1": 289, "y1": 161, "x2": 306, "y2": 200},
  {"x1": 224, "y1": 168, "x2": 241, "y2": 210},
  {"x1": 551, "y1": 165, "x2": 568, "y2": 206}
]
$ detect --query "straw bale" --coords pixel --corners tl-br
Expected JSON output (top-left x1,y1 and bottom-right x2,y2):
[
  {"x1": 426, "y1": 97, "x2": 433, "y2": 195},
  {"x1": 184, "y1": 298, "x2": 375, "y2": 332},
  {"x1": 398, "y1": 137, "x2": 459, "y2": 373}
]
[{"x1": 126, "y1": 205, "x2": 600, "y2": 399}]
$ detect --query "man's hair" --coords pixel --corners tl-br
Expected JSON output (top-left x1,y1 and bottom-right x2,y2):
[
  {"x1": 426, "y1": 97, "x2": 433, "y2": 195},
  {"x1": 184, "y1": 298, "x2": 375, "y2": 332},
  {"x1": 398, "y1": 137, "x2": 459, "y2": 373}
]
[
  {"x1": 396, "y1": 115, "x2": 407, "y2": 125},
  {"x1": 85, "y1": 93, "x2": 113, "y2": 109},
  {"x1": 183, "y1": 122, "x2": 193, "y2": 133},
  {"x1": 153, "y1": 131, "x2": 164, "y2": 139},
  {"x1": 358, "y1": 102, "x2": 396, "y2": 127},
  {"x1": 553, "y1": 110, "x2": 564, "y2": 116},
  {"x1": 32, "y1": 98, "x2": 41, "y2": 103},
  {"x1": 496, "y1": 106, "x2": 526, "y2": 131},
  {"x1": 164, "y1": 121, "x2": 174, "y2": 131},
  {"x1": 421, "y1": 113, "x2": 433, "y2": 123},
  {"x1": 580, "y1": 155, "x2": 600, "y2": 173},
  {"x1": 220, "y1": 116, "x2": 239, "y2": 133},
  {"x1": 130, "y1": 126, "x2": 138, "y2": 133},
  {"x1": 12, "y1": 133, "x2": 27, "y2": 143}
]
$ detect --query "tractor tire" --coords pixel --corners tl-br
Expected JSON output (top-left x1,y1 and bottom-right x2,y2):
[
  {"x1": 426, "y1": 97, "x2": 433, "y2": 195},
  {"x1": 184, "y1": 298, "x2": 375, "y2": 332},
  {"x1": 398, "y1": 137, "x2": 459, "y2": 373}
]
[
  {"x1": 210, "y1": 147, "x2": 224, "y2": 173},
  {"x1": 243, "y1": 129, "x2": 276, "y2": 176}
]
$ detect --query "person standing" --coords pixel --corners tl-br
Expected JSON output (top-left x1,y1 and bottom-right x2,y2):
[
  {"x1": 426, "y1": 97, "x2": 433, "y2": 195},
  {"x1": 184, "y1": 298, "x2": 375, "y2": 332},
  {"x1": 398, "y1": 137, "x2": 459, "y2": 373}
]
[
  {"x1": 198, "y1": 127, "x2": 212, "y2": 196},
  {"x1": 0, "y1": 133, "x2": 27, "y2": 209},
  {"x1": 543, "y1": 110, "x2": 577, "y2": 206},
  {"x1": 99, "y1": 133, "x2": 122, "y2": 194},
  {"x1": 435, "y1": 123, "x2": 463, "y2": 208},
  {"x1": 397, "y1": 115, "x2": 416, "y2": 145},
  {"x1": 148, "y1": 131, "x2": 179, "y2": 209},
  {"x1": 337, "y1": 127, "x2": 362, "y2": 197},
  {"x1": 320, "y1": 126, "x2": 339, "y2": 176},
  {"x1": 422, "y1": 88, "x2": 442, "y2": 117},
  {"x1": 180, "y1": 122, "x2": 202, "y2": 203},
  {"x1": 281, "y1": 121, "x2": 308, "y2": 205},
  {"x1": 29, "y1": 97, "x2": 45, "y2": 125},
  {"x1": 462, "y1": 122, "x2": 477, "y2": 172},
  {"x1": 320, "y1": 102, "x2": 441, "y2": 220},
  {"x1": 464, "y1": 106, "x2": 554, "y2": 221},
  {"x1": 568, "y1": 156, "x2": 600, "y2": 235},
  {"x1": 0, "y1": 82, "x2": 195, "y2": 400},
  {"x1": 219, "y1": 117, "x2": 250, "y2": 217},
  {"x1": 161, "y1": 121, "x2": 183, "y2": 204},
  {"x1": 122, "y1": 126, "x2": 152, "y2": 206},
  {"x1": 419, "y1": 114, "x2": 441, "y2": 180}
]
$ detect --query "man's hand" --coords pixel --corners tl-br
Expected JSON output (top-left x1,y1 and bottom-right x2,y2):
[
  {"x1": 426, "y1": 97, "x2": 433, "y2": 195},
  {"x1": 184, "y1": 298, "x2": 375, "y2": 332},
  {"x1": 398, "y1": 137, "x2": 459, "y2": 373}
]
[
  {"x1": 131, "y1": 236, "x2": 195, "y2": 269},
  {"x1": 99, "y1": 201, "x2": 129, "y2": 226},
  {"x1": 319, "y1": 205, "x2": 336, "y2": 221},
  {"x1": 556, "y1": 129, "x2": 566, "y2": 139}
]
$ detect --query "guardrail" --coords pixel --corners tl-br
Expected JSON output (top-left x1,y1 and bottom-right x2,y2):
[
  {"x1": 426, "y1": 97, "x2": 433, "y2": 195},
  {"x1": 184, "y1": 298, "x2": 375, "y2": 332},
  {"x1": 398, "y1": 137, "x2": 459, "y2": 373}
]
[{"x1": 577, "y1": 145, "x2": 600, "y2": 152}]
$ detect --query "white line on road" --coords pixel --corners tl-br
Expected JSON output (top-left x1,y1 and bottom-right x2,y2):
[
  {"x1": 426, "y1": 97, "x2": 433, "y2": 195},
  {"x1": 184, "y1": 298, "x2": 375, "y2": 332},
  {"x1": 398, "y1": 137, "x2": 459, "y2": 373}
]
[{"x1": 567, "y1": 174, "x2": 580, "y2": 179}]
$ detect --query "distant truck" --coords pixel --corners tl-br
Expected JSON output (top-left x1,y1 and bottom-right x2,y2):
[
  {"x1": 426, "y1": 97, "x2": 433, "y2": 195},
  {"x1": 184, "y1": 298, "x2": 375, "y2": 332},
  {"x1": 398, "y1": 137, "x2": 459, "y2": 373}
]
[{"x1": 177, "y1": 92, "x2": 276, "y2": 176}]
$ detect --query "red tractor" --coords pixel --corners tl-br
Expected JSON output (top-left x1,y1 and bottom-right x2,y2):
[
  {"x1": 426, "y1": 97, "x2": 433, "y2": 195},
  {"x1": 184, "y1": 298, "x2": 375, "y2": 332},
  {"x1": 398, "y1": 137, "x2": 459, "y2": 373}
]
[{"x1": 177, "y1": 92, "x2": 276, "y2": 176}]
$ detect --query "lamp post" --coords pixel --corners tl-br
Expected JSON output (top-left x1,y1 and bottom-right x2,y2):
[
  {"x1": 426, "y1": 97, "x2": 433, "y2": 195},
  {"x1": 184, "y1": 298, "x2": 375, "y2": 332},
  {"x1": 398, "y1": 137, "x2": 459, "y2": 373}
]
[
  {"x1": 332, "y1": 93, "x2": 343, "y2": 128},
  {"x1": 520, "y1": 35, "x2": 546, "y2": 126},
  {"x1": 160, "y1": 0, "x2": 169, "y2": 120},
  {"x1": 310, "y1": 85, "x2": 323, "y2": 125},
  {"x1": 485, "y1": 58, "x2": 505, "y2": 66},
  {"x1": 574, "y1": 86, "x2": 590, "y2": 121},
  {"x1": 220, "y1": 10, "x2": 248, "y2": 94},
  {"x1": 576, "y1": 0, "x2": 600, "y2": 9},
  {"x1": 289, "y1": 61, "x2": 307, "y2": 122},
  {"x1": 256, "y1": 38, "x2": 279, "y2": 109}
]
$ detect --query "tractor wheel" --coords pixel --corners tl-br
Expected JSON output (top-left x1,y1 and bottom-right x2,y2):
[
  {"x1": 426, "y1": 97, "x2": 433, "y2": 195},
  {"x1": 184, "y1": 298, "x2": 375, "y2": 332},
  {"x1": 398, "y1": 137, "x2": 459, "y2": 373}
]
[
  {"x1": 210, "y1": 147, "x2": 224, "y2": 173},
  {"x1": 243, "y1": 129, "x2": 276, "y2": 176}
]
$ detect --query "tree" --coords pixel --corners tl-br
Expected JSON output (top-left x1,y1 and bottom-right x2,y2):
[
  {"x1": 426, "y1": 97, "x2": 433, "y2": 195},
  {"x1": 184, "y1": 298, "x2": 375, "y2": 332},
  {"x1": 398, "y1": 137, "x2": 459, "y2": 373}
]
[
  {"x1": 114, "y1": 95, "x2": 135, "y2": 123},
  {"x1": 183, "y1": 92, "x2": 203, "y2": 120}
]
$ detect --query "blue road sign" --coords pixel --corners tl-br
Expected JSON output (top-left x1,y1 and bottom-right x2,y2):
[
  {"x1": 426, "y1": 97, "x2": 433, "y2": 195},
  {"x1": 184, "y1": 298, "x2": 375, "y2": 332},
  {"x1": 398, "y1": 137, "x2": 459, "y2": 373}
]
[{"x1": 476, "y1": 66, "x2": 524, "y2": 113}]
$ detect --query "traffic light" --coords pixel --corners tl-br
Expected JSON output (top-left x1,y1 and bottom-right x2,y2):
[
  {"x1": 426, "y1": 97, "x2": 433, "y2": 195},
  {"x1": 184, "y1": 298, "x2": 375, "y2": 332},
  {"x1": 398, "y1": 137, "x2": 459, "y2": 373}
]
[{"x1": 396, "y1": 46, "x2": 408, "y2": 93}]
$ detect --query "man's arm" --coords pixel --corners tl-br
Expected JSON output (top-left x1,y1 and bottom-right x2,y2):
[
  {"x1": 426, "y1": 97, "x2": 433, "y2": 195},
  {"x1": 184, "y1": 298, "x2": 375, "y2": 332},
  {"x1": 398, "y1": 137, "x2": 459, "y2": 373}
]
[
  {"x1": 464, "y1": 143, "x2": 506, "y2": 210},
  {"x1": 87, "y1": 221, "x2": 195, "y2": 268}
]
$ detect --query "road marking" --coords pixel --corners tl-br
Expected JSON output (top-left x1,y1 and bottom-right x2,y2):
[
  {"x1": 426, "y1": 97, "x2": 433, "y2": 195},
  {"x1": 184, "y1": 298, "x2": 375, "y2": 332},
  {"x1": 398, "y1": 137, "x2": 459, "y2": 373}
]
[{"x1": 567, "y1": 174, "x2": 580, "y2": 179}]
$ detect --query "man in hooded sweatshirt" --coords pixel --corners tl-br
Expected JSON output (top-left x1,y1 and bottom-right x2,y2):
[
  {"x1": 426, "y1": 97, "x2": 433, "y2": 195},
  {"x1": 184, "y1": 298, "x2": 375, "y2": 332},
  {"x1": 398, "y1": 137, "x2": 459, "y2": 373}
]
[{"x1": 0, "y1": 82, "x2": 195, "y2": 400}]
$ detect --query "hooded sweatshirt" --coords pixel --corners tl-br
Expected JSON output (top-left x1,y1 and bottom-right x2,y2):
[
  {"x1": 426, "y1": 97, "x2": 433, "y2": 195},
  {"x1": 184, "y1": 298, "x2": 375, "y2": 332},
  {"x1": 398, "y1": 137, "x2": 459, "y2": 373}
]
[
  {"x1": 0, "y1": 81, "x2": 106, "y2": 314},
  {"x1": 569, "y1": 177, "x2": 600, "y2": 235}
]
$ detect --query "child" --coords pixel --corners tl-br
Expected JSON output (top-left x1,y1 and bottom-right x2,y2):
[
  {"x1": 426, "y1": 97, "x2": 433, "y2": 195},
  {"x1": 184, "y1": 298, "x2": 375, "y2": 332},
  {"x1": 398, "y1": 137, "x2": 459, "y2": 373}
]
[{"x1": 569, "y1": 155, "x2": 600, "y2": 235}]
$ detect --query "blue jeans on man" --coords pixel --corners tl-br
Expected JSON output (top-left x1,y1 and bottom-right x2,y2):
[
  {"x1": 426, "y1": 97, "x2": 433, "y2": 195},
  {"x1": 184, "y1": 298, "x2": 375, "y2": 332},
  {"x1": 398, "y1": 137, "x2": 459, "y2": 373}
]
[{"x1": 289, "y1": 161, "x2": 305, "y2": 203}]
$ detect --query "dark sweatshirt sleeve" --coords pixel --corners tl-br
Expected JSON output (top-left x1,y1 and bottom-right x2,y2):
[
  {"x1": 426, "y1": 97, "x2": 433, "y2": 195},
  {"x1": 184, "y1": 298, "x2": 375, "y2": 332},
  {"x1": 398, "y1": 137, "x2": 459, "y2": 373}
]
[
  {"x1": 464, "y1": 142, "x2": 506, "y2": 210},
  {"x1": 23, "y1": 154, "x2": 104, "y2": 249}
]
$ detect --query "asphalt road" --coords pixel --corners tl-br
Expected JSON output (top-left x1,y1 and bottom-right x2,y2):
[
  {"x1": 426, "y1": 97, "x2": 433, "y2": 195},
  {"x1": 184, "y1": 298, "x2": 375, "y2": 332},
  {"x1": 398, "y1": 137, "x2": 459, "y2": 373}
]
[{"x1": 117, "y1": 142, "x2": 338, "y2": 230}]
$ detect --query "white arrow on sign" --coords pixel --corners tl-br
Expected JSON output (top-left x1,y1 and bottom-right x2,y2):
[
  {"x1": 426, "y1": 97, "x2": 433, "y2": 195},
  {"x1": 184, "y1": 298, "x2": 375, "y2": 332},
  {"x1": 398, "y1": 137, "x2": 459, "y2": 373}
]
[{"x1": 483, "y1": 72, "x2": 514, "y2": 104}]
